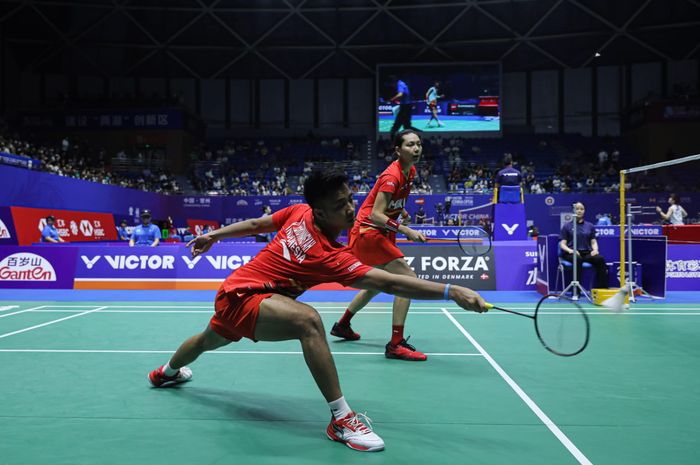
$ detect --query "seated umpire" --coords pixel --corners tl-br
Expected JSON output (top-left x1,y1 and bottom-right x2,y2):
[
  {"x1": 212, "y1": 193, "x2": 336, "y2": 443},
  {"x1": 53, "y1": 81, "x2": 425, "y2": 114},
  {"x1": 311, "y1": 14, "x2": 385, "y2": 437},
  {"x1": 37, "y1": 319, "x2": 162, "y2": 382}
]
[
  {"x1": 494, "y1": 154, "x2": 522, "y2": 203},
  {"x1": 129, "y1": 209, "x2": 161, "y2": 247},
  {"x1": 559, "y1": 202, "x2": 608, "y2": 289}
]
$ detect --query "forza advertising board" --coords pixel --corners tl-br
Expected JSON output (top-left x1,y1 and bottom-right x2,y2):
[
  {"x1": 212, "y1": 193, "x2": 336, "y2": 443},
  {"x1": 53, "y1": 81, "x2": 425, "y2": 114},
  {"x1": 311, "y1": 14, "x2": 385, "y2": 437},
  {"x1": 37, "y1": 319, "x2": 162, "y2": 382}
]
[{"x1": 397, "y1": 244, "x2": 496, "y2": 290}]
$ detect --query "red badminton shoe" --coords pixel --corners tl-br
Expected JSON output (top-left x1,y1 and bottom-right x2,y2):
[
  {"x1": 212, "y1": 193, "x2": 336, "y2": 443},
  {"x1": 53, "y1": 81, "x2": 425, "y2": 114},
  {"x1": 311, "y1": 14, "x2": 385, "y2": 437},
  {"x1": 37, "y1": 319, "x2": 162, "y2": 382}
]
[
  {"x1": 385, "y1": 337, "x2": 427, "y2": 361},
  {"x1": 148, "y1": 365, "x2": 193, "y2": 387},
  {"x1": 326, "y1": 412, "x2": 385, "y2": 452}
]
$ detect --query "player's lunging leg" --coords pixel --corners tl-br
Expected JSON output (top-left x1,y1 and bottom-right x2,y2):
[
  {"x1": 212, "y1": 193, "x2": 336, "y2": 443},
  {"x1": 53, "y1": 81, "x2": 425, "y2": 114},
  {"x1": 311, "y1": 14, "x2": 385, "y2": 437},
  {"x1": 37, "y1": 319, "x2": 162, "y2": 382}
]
[{"x1": 148, "y1": 325, "x2": 230, "y2": 387}]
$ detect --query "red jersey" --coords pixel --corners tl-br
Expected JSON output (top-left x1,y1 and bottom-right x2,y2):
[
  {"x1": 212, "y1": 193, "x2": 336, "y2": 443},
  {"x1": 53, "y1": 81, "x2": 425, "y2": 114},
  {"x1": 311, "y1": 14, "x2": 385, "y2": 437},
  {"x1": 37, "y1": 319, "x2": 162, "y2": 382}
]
[
  {"x1": 222, "y1": 204, "x2": 371, "y2": 298},
  {"x1": 352, "y1": 160, "x2": 415, "y2": 234}
]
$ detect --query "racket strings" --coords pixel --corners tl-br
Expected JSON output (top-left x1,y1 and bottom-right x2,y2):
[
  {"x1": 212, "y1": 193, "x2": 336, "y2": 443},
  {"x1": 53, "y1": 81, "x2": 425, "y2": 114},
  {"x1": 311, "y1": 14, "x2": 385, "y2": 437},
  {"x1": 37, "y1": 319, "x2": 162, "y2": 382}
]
[{"x1": 535, "y1": 295, "x2": 590, "y2": 356}]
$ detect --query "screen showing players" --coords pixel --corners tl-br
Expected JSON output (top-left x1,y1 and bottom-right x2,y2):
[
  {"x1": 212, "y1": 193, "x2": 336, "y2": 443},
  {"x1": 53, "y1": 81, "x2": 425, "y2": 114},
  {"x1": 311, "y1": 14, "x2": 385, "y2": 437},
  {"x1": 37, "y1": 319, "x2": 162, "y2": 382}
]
[{"x1": 377, "y1": 63, "x2": 500, "y2": 135}]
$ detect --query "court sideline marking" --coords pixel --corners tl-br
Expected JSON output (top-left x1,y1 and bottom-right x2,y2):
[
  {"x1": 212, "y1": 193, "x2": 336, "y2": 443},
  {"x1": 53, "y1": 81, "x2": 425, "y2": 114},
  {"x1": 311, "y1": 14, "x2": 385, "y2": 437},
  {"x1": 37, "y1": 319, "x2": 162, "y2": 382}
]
[
  {"x1": 0, "y1": 349, "x2": 482, "y2": 356},
  {"x1": 14, "y1": 308, "x2": 700, "y2": 316},
  {"x1": 441, "y1": 308, "x2": 594, "y2": 465},
  {"x1": 0, "y1": 306, "x2": 108, "y2": 340},
  {"x1": 0, "y1": 305, "x2": 47, "y2": 319}
]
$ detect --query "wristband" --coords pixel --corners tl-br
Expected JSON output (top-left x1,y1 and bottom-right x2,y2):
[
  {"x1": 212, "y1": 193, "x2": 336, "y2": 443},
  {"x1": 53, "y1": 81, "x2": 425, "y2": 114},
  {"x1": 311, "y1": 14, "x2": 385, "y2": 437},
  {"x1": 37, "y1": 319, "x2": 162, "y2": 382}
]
[
  {"x1": 385, "y1": 218, "x2": 400, "y2": 232},
  {"x1": 443, "y1": 283, "x2": 451, "y2": 301}
]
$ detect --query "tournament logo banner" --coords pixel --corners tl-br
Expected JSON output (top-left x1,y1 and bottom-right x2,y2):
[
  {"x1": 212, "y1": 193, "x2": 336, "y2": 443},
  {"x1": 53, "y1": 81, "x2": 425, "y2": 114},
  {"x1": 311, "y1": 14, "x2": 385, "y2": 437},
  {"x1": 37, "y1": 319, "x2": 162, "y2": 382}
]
[
  {"x1": 398, "y1": 244, "x2": 496, "y2": 290},
  {"x1": 0, "y1": 247, "x2": 77, "y2": 289},
  {"x1": 10, "y1": 207, "x2": 117, "y2": 245}
]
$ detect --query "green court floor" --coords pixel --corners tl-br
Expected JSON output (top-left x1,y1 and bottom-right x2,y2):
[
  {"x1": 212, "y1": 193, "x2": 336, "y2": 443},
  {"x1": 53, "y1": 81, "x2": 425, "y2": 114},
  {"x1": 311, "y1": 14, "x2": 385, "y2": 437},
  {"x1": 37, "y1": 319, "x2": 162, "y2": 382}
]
[
  {"x1": 1, "y1": 300, "x2": 699, "y2": 465},
  {"x1": 378, "y1": 116, "x2": 500, "y2": 133}
]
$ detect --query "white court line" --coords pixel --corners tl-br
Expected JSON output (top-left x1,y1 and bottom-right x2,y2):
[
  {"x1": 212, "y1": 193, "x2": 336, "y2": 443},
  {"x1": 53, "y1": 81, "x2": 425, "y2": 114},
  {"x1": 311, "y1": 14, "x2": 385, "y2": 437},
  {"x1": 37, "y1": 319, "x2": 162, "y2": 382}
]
[
  {"x1": 22, "y1": 309, "x2": 700, "y2": 316},
  {"x1": 0, "y1": 305, "x2": 19, "y2": 312},
  {"x1": 0, "y1": 305, "x2": 46, "y2": 319},
  {"x1": 441, "y1": 308, "x2": 593, "y2": 465},
  {"x1": 0, "y1": 306, "x2": 108, "y2": 340},
  {"x1": 35, "y1": 304, "x2": 700, "y2": 311},
  {"x1": 0, "y1": 348, "x2": 482, "y2": 356}
]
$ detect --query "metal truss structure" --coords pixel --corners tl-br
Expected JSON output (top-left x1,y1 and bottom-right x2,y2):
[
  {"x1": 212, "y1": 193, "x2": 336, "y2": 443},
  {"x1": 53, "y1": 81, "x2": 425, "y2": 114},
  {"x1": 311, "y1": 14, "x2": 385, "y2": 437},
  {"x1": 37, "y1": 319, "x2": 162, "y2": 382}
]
[{"x1": 1, "y1": 0, "x2": 699, "y2": 79}]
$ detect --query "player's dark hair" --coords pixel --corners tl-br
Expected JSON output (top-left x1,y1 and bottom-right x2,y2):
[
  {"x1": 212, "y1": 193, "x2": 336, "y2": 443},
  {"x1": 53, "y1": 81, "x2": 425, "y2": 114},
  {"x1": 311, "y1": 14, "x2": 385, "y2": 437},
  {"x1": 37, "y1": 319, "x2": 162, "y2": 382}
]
[
  {"x1": 393, "y1": 129, "x2": 420, "y2": 149},
  {"x1": 670, "y1": 193, "x2": 680, "y2": 205},
  {"x1": 503, "y1": 153, "x2": 513, "y2": 166},
  {"x1": 304, "y1": 170, "x2": 349, "y2": 208}
]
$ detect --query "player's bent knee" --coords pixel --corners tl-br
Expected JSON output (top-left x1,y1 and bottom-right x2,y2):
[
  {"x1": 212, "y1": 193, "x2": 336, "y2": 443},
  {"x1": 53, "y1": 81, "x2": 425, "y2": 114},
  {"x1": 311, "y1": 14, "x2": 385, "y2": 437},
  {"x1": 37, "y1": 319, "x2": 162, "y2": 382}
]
[{"x1": 299, "y1": 309, "x2": 324, "y2": 337}]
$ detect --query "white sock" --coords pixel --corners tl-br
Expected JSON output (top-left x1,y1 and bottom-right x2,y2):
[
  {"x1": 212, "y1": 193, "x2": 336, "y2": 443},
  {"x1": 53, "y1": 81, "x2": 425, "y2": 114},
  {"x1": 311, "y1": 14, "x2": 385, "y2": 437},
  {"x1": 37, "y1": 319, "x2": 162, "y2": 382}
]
[
  {"x1": 329, "y1": 396, "x2": 352, "y2": 420},
  {"x1": 163, "y1": 362, "x2": 178, "y2": 376}
]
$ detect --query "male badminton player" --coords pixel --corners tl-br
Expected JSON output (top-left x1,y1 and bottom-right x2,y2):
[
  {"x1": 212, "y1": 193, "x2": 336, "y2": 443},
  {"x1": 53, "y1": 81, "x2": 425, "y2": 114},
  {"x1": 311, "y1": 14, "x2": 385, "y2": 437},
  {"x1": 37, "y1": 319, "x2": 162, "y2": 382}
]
[
  {"x1": 330, "y1": 130, "x2": 430, "y2": 361},
  {"x1": 148, "y1": 170, "x2": 487, "y2": 452}
]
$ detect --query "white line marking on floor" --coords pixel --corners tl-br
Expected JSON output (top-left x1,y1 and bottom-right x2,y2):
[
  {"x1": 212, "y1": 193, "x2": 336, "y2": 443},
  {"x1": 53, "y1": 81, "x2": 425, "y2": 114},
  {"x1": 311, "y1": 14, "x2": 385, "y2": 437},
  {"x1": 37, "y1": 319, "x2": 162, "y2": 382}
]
[
  {"x1": 0, "y1": 348, "x2": 482, "y2": 356},
  {"x1": 0, "y1": 305, "x2": 19, "y2": 312},
  {"x1": 21, "y1": 309, "x2": 700, "y2": 316},
  {"x1": 0, "y1": 306, "x2": 107, "y2": 340},
  {"x1": 441, "y1": 308, "x2": 594, "y2": 465},
  {"x1": 32, "y1": 304, "x2": 700, "y2": 311},
  {"x1": 0, "y1": 305, "x2": 46, "y2": 319}
]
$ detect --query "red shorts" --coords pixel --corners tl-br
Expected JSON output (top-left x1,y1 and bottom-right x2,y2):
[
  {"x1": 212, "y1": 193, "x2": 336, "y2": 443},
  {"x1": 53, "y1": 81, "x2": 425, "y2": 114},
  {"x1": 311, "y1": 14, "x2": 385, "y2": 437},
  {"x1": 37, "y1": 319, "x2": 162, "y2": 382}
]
[
  {"x1": 428, "y1": 100, "x2": 437, "y2": 109},
  {"x1": 209, "y1": 286, "x2": 273, "y2": 342},
  {"x1": 349, "y1": 227, "x2": 404, "y2": 267}
]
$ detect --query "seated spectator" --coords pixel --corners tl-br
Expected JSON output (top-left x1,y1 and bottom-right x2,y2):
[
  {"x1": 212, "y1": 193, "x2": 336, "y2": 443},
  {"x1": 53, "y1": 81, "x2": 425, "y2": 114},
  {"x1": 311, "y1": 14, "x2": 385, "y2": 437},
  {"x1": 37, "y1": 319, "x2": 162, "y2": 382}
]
[
  {"x1": 41, "y1": 215, "x2": 66, "y2": 243},
  {"x1": 116, "y1": 219, "x2": 130, "y2": 241}
]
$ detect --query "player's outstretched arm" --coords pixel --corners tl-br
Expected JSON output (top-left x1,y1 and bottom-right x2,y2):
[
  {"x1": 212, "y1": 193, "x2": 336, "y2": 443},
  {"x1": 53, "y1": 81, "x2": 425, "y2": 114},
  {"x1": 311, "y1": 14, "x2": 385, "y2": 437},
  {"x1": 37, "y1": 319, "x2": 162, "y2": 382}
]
[
  {"x1": 370, "y1": 192, "x2": 427, "y2": 242},
  {"x1": 352, "y1": 269, "x2": 487, "y2": 313},
  {"x1": 187, "y1": 215, "x2": 276, "y2": 257}
]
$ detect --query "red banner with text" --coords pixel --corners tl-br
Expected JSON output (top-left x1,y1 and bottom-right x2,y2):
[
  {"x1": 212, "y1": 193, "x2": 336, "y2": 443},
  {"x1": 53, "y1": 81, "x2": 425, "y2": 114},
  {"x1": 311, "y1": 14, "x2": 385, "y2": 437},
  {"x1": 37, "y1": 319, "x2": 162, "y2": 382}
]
[
  {"x1": 10, "y1": 206, "x2": 117, "y2": 245},
  {"x1": 186, "y1": 219, "x2": 220, "y2": 236}
]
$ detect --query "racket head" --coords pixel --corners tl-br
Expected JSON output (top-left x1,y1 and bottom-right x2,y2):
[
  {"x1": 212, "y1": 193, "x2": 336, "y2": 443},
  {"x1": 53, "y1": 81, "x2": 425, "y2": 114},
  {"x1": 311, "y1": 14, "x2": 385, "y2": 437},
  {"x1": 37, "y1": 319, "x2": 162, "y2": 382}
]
[
  {"x1": 457, "y1": 226, "x2": 492, "y2": 256},
  {"x1": 534, "y1": 294, "x2": 590, "y2": 357}
]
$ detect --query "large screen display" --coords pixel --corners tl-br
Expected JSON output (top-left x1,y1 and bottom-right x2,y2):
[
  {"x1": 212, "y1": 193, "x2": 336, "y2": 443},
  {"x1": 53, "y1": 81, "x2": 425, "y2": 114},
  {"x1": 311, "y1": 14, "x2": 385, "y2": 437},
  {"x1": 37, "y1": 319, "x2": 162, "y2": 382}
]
[{"x1": 377, "y1": 63, "x2": 500, "y2": 135}]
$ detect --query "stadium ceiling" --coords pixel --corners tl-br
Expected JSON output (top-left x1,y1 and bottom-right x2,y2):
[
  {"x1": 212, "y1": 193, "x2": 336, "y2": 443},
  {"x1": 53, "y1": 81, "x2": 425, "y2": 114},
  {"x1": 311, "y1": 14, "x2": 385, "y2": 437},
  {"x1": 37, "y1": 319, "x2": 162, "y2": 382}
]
[{"x1": 1, "y1": 0, "x2": 699, "y2": 79}]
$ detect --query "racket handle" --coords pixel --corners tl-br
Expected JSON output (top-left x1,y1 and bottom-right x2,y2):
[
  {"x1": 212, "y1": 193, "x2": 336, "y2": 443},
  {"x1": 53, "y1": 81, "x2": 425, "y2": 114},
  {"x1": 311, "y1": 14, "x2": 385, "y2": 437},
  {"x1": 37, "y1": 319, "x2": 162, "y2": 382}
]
[{"x1": 485, "y1": 303, "x2": 494, "y2": 311}]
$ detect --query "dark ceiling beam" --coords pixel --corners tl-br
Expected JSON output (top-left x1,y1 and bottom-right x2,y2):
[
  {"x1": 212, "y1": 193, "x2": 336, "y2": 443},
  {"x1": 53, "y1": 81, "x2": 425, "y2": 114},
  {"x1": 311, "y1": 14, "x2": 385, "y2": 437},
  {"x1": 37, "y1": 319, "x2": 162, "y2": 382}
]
[
  {"x1": 474, "y1": 2, "x2": 568, "y2": 68},
  {"x1": 27, "y1": 0, "x2": 542, "y2": 11},
  {"x1": 371, "y1": 0, "x2": 455, "y2": 62},
  {"x1": 197, "y1": 0, "x2": 294, "y2": 80},
  {"x1": 120, "y1": 4, "x2": 202, "y2": 80},
  {"x1": 572, "y1": 0, "x2": 672, "y2": 67},
  {"x1": 26, "y1": 1, "x2": 119, "y2": 76},
  {"x1": 0, "y1": 1, "x2": 27, "y2": 23},
  {"x1": 207, "y1": 0, "x2": 298, "y2": 79},
  {"x1": 123, "y1": 1, "x2": 210, "y2": 76},
  {"x1": 411, "y1": 1, "x2": 474, "y2": 61},
  {"x1": 499, "y1": 0, "x2": 564, "y2": 63}
]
